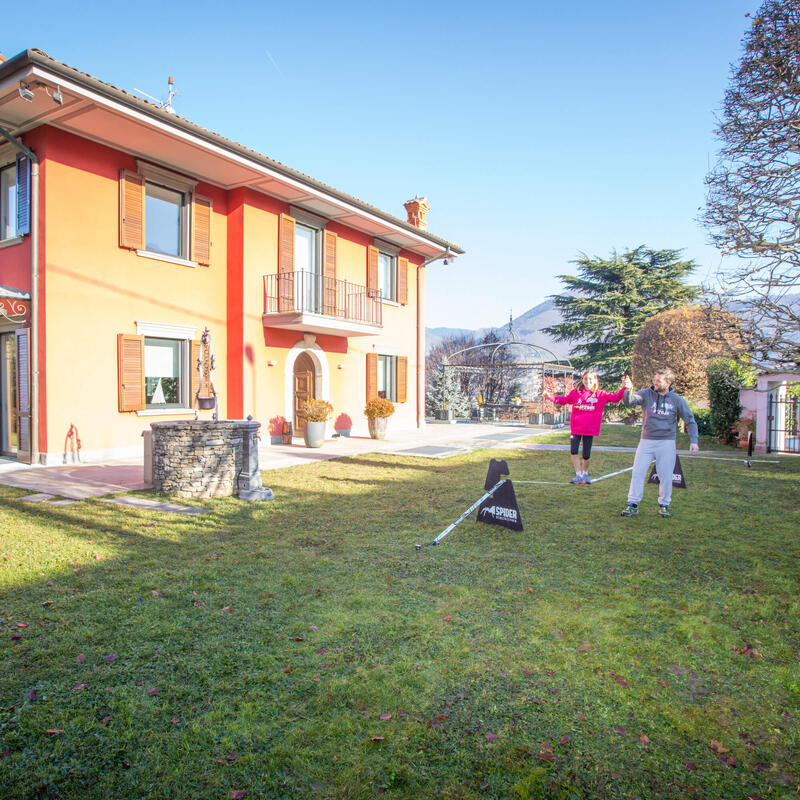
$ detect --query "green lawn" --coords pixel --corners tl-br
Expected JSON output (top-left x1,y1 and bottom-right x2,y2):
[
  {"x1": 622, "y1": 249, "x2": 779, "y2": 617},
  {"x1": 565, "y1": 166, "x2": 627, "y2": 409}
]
[{"x1": 1, "y1": 443, "x2": 798, "y2": 799}]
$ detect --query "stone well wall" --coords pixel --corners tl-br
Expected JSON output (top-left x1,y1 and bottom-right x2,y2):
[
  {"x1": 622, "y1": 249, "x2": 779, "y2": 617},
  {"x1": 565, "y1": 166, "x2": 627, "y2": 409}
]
[{"x1": 150, "y1": 420, "x2": 255, "y2": 498}]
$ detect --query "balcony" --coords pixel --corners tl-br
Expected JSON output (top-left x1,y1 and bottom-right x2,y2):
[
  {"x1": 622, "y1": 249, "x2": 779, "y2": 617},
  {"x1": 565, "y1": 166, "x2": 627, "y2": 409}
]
[{"x1": 263, "y1": 271, "x2": 383, "y2": 337}]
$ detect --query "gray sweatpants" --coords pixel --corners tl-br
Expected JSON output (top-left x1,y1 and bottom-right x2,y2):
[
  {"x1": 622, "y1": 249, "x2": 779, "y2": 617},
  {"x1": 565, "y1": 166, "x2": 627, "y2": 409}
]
[{"x1": 627, "y1": 438, "x2": 677, "y2": 506}]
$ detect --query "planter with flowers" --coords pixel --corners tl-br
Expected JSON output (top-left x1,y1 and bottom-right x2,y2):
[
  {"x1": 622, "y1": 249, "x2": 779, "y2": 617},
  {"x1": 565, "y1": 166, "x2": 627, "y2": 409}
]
[
  {"x1": 364, "y1": 397, "x2": 395, "y2": 439},
  {"x1": 301, "y1": 399, "x2": 333, "y2": 448}
]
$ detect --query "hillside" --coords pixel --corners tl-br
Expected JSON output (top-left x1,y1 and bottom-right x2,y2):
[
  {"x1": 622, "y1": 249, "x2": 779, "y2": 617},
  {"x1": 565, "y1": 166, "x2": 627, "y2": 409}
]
[{"x1": 427, "y1": 299, "x2": 573, "y2": 361}]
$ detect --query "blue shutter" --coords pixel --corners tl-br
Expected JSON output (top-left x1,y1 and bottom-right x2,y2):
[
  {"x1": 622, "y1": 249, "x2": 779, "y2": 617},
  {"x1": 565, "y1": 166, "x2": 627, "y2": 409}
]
[{"x1": 16, "y1": 154, "x2": 31, "y2": 236}]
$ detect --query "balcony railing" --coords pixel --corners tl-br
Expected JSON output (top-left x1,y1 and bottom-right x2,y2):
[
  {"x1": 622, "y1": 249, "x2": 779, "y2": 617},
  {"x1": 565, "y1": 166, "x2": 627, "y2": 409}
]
[{"x1": 263, "y1": 271, "x2": 382, "y2": 327}]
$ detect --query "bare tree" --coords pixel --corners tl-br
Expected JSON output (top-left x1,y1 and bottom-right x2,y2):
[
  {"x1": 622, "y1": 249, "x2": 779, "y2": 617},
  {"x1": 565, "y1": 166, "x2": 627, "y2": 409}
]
[{"x1": 703, "y1": 0, "x2": 800, "y2": 370}]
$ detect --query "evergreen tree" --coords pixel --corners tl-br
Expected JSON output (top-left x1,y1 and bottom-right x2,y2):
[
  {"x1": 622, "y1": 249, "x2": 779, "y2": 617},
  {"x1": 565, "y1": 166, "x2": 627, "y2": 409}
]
[
  {"x1": 427, "y1": 364, "x2": 470, "y2": 417},
  {"x1": 543, "y1": 246, "x2": 698, "y2": 381}
]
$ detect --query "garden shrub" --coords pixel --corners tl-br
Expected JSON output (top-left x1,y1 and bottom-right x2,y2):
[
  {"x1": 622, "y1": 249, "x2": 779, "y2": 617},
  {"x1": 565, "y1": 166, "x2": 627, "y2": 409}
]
[{"x1": 706, "y1": 358, "x2": 757, "y2": 444}]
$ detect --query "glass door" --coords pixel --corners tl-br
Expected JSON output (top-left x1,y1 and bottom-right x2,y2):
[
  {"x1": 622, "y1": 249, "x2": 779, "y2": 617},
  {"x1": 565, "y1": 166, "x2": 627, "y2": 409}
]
[{"x1": 0, "y1": 332, "x2": 18, "y2": 456}]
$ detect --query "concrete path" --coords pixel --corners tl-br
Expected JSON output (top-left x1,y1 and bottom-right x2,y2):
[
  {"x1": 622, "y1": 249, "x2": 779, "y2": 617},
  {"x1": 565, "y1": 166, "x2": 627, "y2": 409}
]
[{"x1": 0, "y1": 423, "x2": 545, "y2": 500}]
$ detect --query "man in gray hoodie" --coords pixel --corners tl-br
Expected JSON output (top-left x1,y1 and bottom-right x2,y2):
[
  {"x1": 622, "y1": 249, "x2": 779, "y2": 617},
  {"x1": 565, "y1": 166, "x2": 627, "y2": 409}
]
[{"x1": 620, "y1": 368, "x2": 699, "y2": 518}]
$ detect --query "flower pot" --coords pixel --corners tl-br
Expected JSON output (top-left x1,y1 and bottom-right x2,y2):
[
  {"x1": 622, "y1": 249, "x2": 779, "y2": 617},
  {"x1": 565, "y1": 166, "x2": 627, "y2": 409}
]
[
  {"x1": 367, "y1": 416, "x2": 388, "y2": 439},
  {"x1": 304, "y1": 420, "x2": 326, "y2": 448}
]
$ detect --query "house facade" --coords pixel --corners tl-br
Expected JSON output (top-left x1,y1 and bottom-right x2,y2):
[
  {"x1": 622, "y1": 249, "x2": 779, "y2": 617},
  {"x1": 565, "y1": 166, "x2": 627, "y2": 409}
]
[{"x1": 0, "y1": 50, "x2": 461, "y2": 464}]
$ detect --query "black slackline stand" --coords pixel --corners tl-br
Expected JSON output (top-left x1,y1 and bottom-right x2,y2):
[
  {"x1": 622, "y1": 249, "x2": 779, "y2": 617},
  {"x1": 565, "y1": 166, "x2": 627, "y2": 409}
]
[{"x1": 417, "y1": 459, "x2": 523, "y2": 550}]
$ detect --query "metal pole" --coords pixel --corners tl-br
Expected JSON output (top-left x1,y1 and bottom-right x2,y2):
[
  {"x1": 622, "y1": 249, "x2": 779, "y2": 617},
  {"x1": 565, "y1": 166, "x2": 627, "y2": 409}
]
[{"x1": 421, "y1": 478, "x2": 507, "y2": 549}]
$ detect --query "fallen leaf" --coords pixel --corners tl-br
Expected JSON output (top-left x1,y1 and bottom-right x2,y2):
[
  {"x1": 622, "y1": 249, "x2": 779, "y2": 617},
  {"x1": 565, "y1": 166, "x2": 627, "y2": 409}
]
[
  {"x1": 171, "y1": 718, "x2": 180, "y2": 724},
  {"x1": 283, "y1": 668, "x2": 292, "y2": 674},
  {"x1": 73, "y1": 684, "x2": 88, "y2": 692},
  {"x1": 684, "y1": 761, "x2": 698, "y2": 771},
  {"x1": 443, "y1": 615, "x2": 452, "y2": 622},
  {"x1": 41, "y1": 600, "x2": 54, "y2": 607},
  {"x1": 46, "y1": 729, "x2": 64, "y2": 734},
  {"x1": 709, "y1": 739, "x2": 729, "y2": 754},
  {"x1": 226, "y1": 753, "x2": 238, "y2": 762},
  {"x1": 614, "y1": 675, "x2": 629, "y2": 688},
  {"x1": 485, "y1": 731, "x2": 497, "y2": 742},
  {"x1": 104, "y1": 654, "x2": 116, "y2": 663},
  {"x1": 657, "y1": 678, "x2": 667, "y2": 687},
  {"x1": 534, "y1": 752, "x2": 555, "y2": 761},
  {"x1": 379, "y1": 713, "x2": 392, "y2": 721},
  {"x1": 577, "y1": 713, "x2": 587, "y2": 721},
  {"x1": 560, "y1": 735, "x2": 570, "y2": 744},
  {"x1": 615, "y1": 725, "x2": 628, "y2": 736},
  {"x1": 151, "y1": 590, "x2": 160, "y2": 596},
  {"x1": 370, "y1": 736, "x2": 385, "y2": 742},
  {"x1": 527, "y1": 587, "x2": 533, "y2": 593},
  {"x1": 294, "y1": 637, "x2": 305, "y2": 642},
  {"x1": 101, "y1": 716, "x2": 111, "y2": 724},
  {"x1": 577, "y1": 644, "x2": 590, "y2": 652},
  {"x1": 230, "y1": 791, "x2": 248, "y2": 799},
  {"x1": 146, "y1": 687, "x2": 159, "y2": 696},
  {"x1": 221, "y1": 606, "x2": 232, "y2": 612},
  {"x1": 15, "y1": 623, "x2": 28, "y2": 628},
  {"x1": 308, "y1": 625, "x2": 318, "y2": 631},
  {"x1": 639, "y1": 733, "x2": 650, "y2": 744},
  {"x1": 27, "y1": 690, "x2": 38, "y2": 702}
]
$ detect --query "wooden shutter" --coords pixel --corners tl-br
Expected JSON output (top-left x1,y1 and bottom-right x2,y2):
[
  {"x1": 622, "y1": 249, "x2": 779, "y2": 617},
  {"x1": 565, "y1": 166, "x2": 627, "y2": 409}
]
[
  {"x1": 397, "y1": 356, "x2": 408, "y2": 403},
  {"x1": 278, "y1": 213, "x2": 295, "y2": 312},
  {"x1": 119, "y1": 170, "x2": 144, "y2": 250},
  {"x1": 191, "y1": 339, "x2": 202, "y2": 401},
  {"x1": 323, "y1": 229, "x2": 337, "y2": 316},
  {"x1": 117, "y1": 333, "x2": 145, "y2": 412},
  {"x1": 191, "y1": 195, "x2": 212, "y2": 266},
  {"x1": 367, "y1": 246, "x2": 379, "y2": 298},
  {"x1": 397, "y1": 257, "x2": 408, "y2": 306},
  {"x1": 15, "y1": 328, "x2": 31, "y2": 462},
  {"x1": 16, "y1": 154, "x2": 31, "y2": 236},
  {"x1": 366, "y1": 353, "x2": 378, "y2": 402}
]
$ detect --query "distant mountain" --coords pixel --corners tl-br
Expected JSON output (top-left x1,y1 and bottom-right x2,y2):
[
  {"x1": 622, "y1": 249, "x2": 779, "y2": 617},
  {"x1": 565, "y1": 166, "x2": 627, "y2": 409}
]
[{"x1": 427, "y1": 299, "x2": 573, "y2": 361}]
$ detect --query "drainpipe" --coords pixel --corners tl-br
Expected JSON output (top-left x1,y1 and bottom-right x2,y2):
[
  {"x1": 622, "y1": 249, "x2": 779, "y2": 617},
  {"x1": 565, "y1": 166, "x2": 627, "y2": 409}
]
[
  {"x1": 417, "y1": 248, "x2": 455, "y2": 428},
  {"x1": 0, "y1": 126, "x2": 39, "y2": 464}
]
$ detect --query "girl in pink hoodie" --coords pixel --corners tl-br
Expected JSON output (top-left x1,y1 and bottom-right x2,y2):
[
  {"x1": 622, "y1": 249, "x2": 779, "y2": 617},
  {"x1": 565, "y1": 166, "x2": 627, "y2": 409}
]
[{"x1": 543, "y1": 371, "x2": 626, "y2": 484}]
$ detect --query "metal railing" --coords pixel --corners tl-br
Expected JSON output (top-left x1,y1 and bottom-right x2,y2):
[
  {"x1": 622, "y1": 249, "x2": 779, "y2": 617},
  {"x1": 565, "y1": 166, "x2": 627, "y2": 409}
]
[{"x1": 263, "y1": 271, "x2": 382, "y2": 327}]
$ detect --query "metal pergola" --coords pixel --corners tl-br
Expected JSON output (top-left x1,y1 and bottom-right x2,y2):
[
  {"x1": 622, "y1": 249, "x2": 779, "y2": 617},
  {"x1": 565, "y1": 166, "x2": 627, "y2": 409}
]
[{"x1": 440, "y1": 339, "x2": 576, "y2": 424}]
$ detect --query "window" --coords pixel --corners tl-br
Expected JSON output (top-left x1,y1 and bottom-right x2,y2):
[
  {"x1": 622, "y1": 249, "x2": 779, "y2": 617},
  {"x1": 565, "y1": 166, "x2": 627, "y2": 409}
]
[
  {"x1": 117, "y1": 324, "x2": 200, "y2": 413},
  {"x1": 378, "y1": 251, "x2": 396, "y2": 302},
  {"x1": 367, "y1": 353, "x2": 407, "y2": 404},
  {"x1": 144, "y1": 337, "x2": 186, "y2": 408},
  {"x1": 1, "y1": 162, "x2": 17, "y2": 241},
  {"x1": 378, "y1": 355, "x2": 397, "y2": 401},
  {"x1": 119, "y1": 163, "x2": 211, "y2": 265},
  {"x1": 145, "y1": 183, "x2": 187, "y2": 257}
]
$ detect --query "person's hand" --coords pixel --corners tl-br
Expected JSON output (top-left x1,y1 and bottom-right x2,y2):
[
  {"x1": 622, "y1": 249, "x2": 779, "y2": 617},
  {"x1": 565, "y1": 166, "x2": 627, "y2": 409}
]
[
  {"x1": 689, "y1": 443, "x2": 699, "y2": 454},
  {"x1": 542, "y1": 391, "x2": 553, "y2": 401},
  {"x1": 622, "y1": 375, "x2": 633, "y2": 390}
]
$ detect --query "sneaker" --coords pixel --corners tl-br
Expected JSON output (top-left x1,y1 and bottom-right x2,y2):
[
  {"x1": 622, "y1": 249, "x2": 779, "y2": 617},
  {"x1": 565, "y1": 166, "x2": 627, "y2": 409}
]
[
  {"x1": 658, "y1": 504, "x2": 670, "y2": 518},
  {"x1": 620, "y1": 503, "x2": 638, "y2": 517},
  {"x1": 583, "y1": 472, "x2": 592, "y2": 484},
  {"x1": 570, "y1": 474, "x2": 585, "y2": 484}
]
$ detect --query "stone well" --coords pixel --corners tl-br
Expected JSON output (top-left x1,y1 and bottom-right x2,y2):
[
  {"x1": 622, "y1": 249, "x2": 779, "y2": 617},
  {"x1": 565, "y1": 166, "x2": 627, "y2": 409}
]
[{"x1": 150, "y1": 420, "x2": 273, "y2": 500}]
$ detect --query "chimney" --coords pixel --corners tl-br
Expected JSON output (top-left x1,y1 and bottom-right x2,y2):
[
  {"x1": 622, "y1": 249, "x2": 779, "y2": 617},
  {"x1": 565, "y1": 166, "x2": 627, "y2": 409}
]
[{"x1": 404, "y1": 196, "x2": 430, "y2": 231}]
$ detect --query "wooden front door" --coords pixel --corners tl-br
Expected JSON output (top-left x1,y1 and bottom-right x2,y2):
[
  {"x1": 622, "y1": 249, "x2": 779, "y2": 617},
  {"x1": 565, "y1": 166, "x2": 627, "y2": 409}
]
[{"x1": 293, "y1": 352, "x2": 315, "y2": 435}]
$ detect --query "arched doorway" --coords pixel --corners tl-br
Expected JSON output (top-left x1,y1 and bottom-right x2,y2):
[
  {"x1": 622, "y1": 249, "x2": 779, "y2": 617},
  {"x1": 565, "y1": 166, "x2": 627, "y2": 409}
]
[{"x1": 293, "y1": 352, "x2": 316, "y2": 435}]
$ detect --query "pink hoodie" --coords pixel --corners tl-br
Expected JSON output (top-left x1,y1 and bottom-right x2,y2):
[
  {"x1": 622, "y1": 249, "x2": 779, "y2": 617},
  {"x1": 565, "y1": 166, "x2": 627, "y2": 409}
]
[{"x1": 551, "y1": 386, "x2": 625, "y2": 436}]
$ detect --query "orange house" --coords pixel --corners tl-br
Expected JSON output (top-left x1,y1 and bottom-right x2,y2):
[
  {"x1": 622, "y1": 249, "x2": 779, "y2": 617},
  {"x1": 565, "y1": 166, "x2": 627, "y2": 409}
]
[{"x1": 0, "y1": 50, "x2": 462, "y2": 465}]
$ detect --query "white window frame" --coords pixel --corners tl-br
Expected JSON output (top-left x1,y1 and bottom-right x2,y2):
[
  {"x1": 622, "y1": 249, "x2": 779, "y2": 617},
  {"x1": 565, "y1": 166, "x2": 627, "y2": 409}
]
[
  {"x1": 377, "y1": 354, "x2": 398, "y2": 402},
  {"x1": 0, "y1": 158, "x2": 17, "y2": 243},
  {"x1": 135, "y1": 321, "x2": 197, "y2": 414},
  {"x1": 374, "y1": 239, "x2": 400, "y2": 303},
  {"x1": 136, "y1": 161, "x2": 197, "y2": 262}
]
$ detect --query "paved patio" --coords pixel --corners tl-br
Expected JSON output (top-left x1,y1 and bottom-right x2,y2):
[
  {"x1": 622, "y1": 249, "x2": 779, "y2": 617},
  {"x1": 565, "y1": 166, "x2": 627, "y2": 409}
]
[{"x1": 0, "y1": 422, "x2": 546, "y2": 500}]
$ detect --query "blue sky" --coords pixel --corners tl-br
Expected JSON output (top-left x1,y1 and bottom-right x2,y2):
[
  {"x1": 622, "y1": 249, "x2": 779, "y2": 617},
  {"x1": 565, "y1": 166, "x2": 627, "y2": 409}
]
[{"x1": 3, "y1": 0, "x2": 759, "y2": 329}]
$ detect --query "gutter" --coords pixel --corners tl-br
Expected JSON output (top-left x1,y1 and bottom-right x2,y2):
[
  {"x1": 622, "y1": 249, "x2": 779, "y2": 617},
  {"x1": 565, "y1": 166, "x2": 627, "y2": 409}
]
[{"x1": 0, "y1": 125, "x2": 39, "y2": 464}]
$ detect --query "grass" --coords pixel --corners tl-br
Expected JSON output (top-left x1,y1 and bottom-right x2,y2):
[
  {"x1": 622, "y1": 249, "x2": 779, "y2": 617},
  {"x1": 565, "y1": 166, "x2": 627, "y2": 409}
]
[{"x1": 1, "y1": 440, "x2": 798, "y2": 799}]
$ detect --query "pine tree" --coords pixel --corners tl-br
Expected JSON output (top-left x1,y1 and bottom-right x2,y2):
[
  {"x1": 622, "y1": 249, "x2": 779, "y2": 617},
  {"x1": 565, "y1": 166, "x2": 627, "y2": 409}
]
[{"x1": 543, "y1": 246, "x2": 698, "y2": 381}]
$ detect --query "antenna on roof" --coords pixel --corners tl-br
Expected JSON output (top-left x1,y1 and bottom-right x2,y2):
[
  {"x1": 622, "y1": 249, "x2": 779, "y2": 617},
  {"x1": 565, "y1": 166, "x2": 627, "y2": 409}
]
[{"x1": 133, "y1": 76, "x2": 178, "y2": 114}]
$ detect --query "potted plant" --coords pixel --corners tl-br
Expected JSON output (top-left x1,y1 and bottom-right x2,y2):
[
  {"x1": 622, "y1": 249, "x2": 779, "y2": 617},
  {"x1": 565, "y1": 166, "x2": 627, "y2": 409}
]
[
  {"x1": 300, "y1": 399, "x2": 333, "y2": 448},
  {"x1": 364, "y1": 397, "x2": 395, "y2": 439}
]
